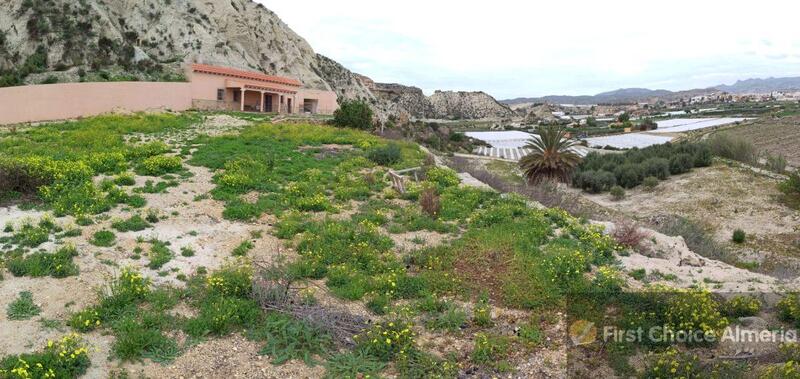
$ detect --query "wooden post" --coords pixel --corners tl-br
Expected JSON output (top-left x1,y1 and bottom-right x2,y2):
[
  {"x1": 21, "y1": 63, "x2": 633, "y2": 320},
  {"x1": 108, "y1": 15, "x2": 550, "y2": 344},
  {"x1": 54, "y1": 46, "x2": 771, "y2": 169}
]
[{"x1": 240, "y1": 88, "x2": 245, "y2": 112}]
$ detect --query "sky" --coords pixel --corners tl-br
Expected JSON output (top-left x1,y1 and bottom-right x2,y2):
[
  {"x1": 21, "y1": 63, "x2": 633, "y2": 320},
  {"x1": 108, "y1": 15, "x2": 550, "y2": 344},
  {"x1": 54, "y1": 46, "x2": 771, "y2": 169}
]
[{"x1": 260, "y1": 0, "x2": 800, "y2": 99}]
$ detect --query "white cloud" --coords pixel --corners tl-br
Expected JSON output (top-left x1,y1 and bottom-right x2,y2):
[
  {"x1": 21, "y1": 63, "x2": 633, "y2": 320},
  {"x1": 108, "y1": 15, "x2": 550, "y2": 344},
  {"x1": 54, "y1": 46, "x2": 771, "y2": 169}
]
[{"x1": 258, "y1": 0, "x2": 800, "y2": 98}]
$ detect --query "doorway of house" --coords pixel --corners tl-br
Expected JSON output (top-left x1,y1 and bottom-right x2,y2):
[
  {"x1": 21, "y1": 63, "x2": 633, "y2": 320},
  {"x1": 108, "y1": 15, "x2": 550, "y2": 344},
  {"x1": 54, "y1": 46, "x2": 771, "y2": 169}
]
[
  {"x1": 287, "y1": 98, "x2": 292, "y2": 114},
  {"x1": 265, "y1": 95, "x2": 272, "y2": 112}
]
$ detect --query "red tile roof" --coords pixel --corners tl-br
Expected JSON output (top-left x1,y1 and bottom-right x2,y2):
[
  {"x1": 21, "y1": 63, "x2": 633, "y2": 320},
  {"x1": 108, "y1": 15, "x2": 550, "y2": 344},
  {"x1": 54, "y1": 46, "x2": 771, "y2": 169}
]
[{"x1": 191, "y1": 63, "x2": 301, "y2": 87}]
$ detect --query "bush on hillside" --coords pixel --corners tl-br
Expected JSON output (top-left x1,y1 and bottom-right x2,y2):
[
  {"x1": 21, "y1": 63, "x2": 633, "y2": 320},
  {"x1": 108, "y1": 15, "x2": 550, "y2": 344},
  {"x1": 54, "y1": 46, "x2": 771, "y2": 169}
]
[
  {"x1": 692, "y1": 144, "x2": 713, "y2": 167},
  {"x1": 610, "y1": 185, "x2": 625, "y2": 201},
  {"x1": 573, "y1": 142, "x2": 709, "y2": 193},
  {"x1": 332, "y1": 100, "x2": 373, "y2": 130},
  {"x1": 641, "y1": 158, "x2": 670, "y2": 180},
  {"x1": 614, "y1": 163, "x2": 644, "y2": 188},
  {"x1": 366, "y1": 144, "x2": 401, "y2": 166},
  {"x1": 732, "y1": 229, "x2": 746, "y2": 244},
  {"x1": 708, "y1": 133, "x2": 757, "y2": 165},
  {"x1": 642, "y1": 176, "x2": 659, "y2": 190},
  {"x1": 573, "y1": 170, "x2": 616, "y2": 193},
  {"x1": 669, "y1": 153, "x2": 694, "y2": 175}
]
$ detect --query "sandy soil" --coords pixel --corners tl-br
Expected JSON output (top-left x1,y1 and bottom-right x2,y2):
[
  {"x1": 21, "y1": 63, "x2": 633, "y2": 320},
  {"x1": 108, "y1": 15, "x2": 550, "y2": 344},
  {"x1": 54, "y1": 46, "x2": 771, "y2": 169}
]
[{"x1": 573, "y1": 163, "x2": 800, "y2": 272}]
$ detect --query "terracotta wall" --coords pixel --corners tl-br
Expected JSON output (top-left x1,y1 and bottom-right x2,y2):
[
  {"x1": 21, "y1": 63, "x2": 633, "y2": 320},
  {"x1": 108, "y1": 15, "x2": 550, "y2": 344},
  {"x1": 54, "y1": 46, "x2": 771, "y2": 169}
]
[
  {"x1": 296, "y1": 88, "x2": 338, "y2": 115},
  {"x1": 0, "y1": 82, "x2": 193, "y2": 125}
]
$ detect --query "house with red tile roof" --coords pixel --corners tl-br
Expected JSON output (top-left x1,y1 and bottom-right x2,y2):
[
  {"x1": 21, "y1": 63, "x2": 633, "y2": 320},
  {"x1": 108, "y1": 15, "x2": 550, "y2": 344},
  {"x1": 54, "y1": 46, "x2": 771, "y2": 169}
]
[{"x1": 187, "y1": 63, "x2": 338, "y2": 114}]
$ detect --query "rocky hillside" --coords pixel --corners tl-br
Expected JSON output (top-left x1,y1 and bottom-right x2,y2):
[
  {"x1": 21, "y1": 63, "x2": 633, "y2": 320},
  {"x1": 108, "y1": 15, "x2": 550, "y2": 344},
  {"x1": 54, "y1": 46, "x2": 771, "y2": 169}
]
[
  {"x1": 0, "y1": 0, "x2": 511, "y2": 121},
  {"x1": 430, "y1": 90, "x2": 515, "y2": 119}
]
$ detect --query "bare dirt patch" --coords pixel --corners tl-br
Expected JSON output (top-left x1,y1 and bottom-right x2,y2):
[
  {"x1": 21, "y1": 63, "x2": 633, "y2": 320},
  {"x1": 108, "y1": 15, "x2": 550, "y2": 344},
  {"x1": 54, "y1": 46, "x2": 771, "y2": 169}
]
[
  {"x1": 134, "y1": 334, "x2": 325, "y2": 379},
  {"x1": 574, "y1": 163, "x2": 800, "y2": 270}
]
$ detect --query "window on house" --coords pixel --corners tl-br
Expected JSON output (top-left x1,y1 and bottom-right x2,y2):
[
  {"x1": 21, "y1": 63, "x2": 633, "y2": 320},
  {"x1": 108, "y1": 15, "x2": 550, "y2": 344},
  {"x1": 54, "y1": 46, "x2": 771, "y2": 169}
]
[
  {"x1": 216, "y1": 89, "x2": 224, "y2": 101},
  {"x1": 233, "y1": 90, "x2": 240, "y2": 102}
]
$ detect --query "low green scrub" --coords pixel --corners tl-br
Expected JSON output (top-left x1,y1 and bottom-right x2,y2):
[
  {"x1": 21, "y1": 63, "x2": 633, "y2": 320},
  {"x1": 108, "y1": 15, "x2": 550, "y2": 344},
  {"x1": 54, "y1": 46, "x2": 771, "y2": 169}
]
[
  {"x1": 136, "y1": 155, "x2": 182, "y2": 176},
  {"x1": 324, "y1": 351, "x2": 386, "y2": 379},
  {"x1": 0, "y1": 114, "x2": 195, "y2": 217},
  {"x1": 0, "y1": 334, "x2": 91, "y2": 378},
  {"x1": 189, "y1": 123, "x2": 423, "y2": 221},
  {"x1": 111, "y1": 214, "x2": 151, "y2": 232},
  {"x1": 90, "y1": 230, "x2": 116, "y2": 247},
  {"x1": 471, "y1": 333, "x2": 511, "y2": 368},
  {"x1": 572, "y1": 142, "x2": 712, "y2": 192},
  {"x1": 7, "y1": 291, "x2": 42, "y2": 320},
  {"x1": 247, "y1": 312, "x2": 331, "y2": 365},
  {"x1": 6, "y1": 244, "x2": 79, "y2": 278},
  {"x1": 231, "y1": 241, "x2": 254, "y2": 257},
  {"x1": 366, "y1": 143, "x2": 401, "y2": 166},
  {"x1": 147, "y1": 240, "x2": 173, "y2": 269},
  {"x1": 724, "y1": 295, "x2": 761, "y2": 317}
]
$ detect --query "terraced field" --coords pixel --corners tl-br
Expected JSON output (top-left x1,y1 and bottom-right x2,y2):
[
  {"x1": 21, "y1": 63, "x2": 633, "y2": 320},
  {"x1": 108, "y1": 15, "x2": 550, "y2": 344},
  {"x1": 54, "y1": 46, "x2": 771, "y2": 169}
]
[{"x1": 717, "y1": 116, "x2": 800, "y2": 166}]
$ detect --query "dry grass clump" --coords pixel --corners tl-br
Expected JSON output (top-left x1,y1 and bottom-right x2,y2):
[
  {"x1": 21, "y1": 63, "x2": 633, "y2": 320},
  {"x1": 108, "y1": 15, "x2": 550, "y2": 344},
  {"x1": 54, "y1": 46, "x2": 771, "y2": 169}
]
[
  {"x1": 419, "y1": 187, "x2": 440, "y2": 218},
  {"x1": 612, "y1": 219, "x2": 650, "y2": 252}
]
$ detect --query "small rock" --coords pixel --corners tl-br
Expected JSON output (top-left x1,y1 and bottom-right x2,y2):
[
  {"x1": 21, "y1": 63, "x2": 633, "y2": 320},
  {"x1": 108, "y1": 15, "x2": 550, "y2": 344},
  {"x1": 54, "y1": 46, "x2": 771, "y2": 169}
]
[
  {"x1": 738, "y1": 316, "x2": 768, "y2": 330},
  {"x1": 679, "y1": 255, "x2": 705, "y2": 267}
]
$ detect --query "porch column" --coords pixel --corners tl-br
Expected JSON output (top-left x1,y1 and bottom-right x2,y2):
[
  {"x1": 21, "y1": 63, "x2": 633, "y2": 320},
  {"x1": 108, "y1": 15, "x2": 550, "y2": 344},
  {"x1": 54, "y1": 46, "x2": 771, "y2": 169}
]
[
  {"x1": 260, "y1": 91, "x2": 266, "y2": 112},
  {"x1": 240, "y1": 88, "x2": 245, "y2": 111}
]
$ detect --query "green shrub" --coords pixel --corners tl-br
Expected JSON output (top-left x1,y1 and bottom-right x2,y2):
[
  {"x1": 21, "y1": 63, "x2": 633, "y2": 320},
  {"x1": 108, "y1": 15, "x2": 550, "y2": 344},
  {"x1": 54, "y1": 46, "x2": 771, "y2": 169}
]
[
  {"x1": 395, "y1": 349, "x2": 459, "y2": 378},
  {"x1": 111, "y1": 214, "x2": 151, "y2": 232},
  {"x1": 708, "y1": 133, "x2": 757, "y2": 164},
  {"x1": 641, "y1": 347, "x2": 700, "y2": 379},
  {"x1": 642, "y1": 176, "x2": 659, "y2": 190},
  {"x1": 732, "y1": 229, "x2": 746, "y2": 244},
  {"x1": 324, "y1": 351, "x2": 386, "y2": 379},
  {"x1": 473, "y1": 293, "x2": 492, "y2": 327},
  {"x1": 425, "y1": 167, "x2": 460, "y2": 190},
  {"x1": 332, "y1": 99, "x2": 374, "y2": 130},
  {"x1": 613, "y1": 163, "x2": 644, "y2": 188},
  {"x1": 11, "y1": 223, "x2": 50, "y2": 247},
  {"x1": 629, "y1": 268, "x2": 646, "y2": 281},
  {"x1": 610, "y1": 185, "x2": 625, "y2": 201},
  {"x1": 641, "y1": 158, "x2": 670, "y2": 180},
  {"x1": 356, "y1": 320, "x2": 416, "y2": 362},
  {"x1": 766, "y1": 153, "x2": 788, "y2": 174},
  {"x1": 184, "y1": 295, "x2": 260, "y2": 338},
  {"x1": 274, "y1": 211, "x2": 312, "y2": 239},
  {"x1": 232, "y1": 240, "x2": 254, "y2": 256},
  {"x1": 784, "y1": 173, "x2": 800, "y2": 193},
  {"x1": 147, "y1": 241, "x2": 173, "y2": 269},
  {"x1": 574, "y1": 170, "x2": 616, "y2": 193},
  {"x1": 111, "y1": 314, "x2": 179, "y2": 362},
  {"x1": 137, "y1": 155, "x2": 182, "y2": 176},
  {"x1": 518, "y1": 321, "x2": 543, "y2": 346},
  {"x1": 6, "y1": 244, "x2": 79, "y2": 278},
  {"x1": 664, "y1": 287, "x2": 728, "y2": 343},
  {"x1": 68, "y1": 307, "x2": 103, "y2": 332},
  {"x1": 114, "y1": 172, "x2": 136, "y2": 186},
  {"x1": 366, "y1": 144, "x2": 401, "y2": 166},
  {"x1": 693, "y1": 144, "x2": 713, "y2": 167},
  {"x1": 426, "y1": 302, "x2": 467, "y2": 331},
  {"x1": 180, "y1": 246, "x2": 195, "y2": 257},
  {"x1": 0, "y1": 334, "x2": 91, "y2": 378},
  {"x1": 471, "y1": 333, "x2": 510, "y2": 366},
  {"x1": 669, "y1": 153, "x2": 694, "y2": 175},
  {"x1": 724, "y1": 295, "x2": 761, "y2": 317},
  {"x1": 439, "y1": 186, "x2": 496, "y2": 220},
  {"x1": 247, "y1": 312, "x2": 331, "y2": 365},
  {"x1": 90, "y1": 230, "x2": 116, "y2": 247},
  {"x1": 7, "y1": 291, "x2": 41, "y2": 320}
]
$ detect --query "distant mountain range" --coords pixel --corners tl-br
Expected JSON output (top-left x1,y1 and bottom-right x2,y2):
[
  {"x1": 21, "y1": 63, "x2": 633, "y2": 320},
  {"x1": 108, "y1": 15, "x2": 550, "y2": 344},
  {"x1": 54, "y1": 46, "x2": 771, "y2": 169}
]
[{"x1": 502, "y1": 76, "x2": 800, "y2": 105}]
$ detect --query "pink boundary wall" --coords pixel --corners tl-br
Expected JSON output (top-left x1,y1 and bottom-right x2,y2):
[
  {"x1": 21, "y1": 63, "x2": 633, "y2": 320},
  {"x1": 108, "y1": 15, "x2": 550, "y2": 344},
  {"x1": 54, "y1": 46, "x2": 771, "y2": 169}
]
[{"x1": 0, "y1": 82, "x2": 193, "y2": 125}]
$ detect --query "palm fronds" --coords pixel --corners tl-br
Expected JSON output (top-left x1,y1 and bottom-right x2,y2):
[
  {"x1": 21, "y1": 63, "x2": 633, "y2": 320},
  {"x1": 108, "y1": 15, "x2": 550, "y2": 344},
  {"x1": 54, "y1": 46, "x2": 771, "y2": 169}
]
[{"x1": 519, "y1": 125, "x2": 582, "y2": 183}]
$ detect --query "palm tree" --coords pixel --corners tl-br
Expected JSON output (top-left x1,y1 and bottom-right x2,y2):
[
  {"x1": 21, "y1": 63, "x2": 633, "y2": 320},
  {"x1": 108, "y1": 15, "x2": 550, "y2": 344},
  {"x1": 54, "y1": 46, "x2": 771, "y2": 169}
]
[{"x1": 519, "y1": 125, "x2": 582, "y2": 184}]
